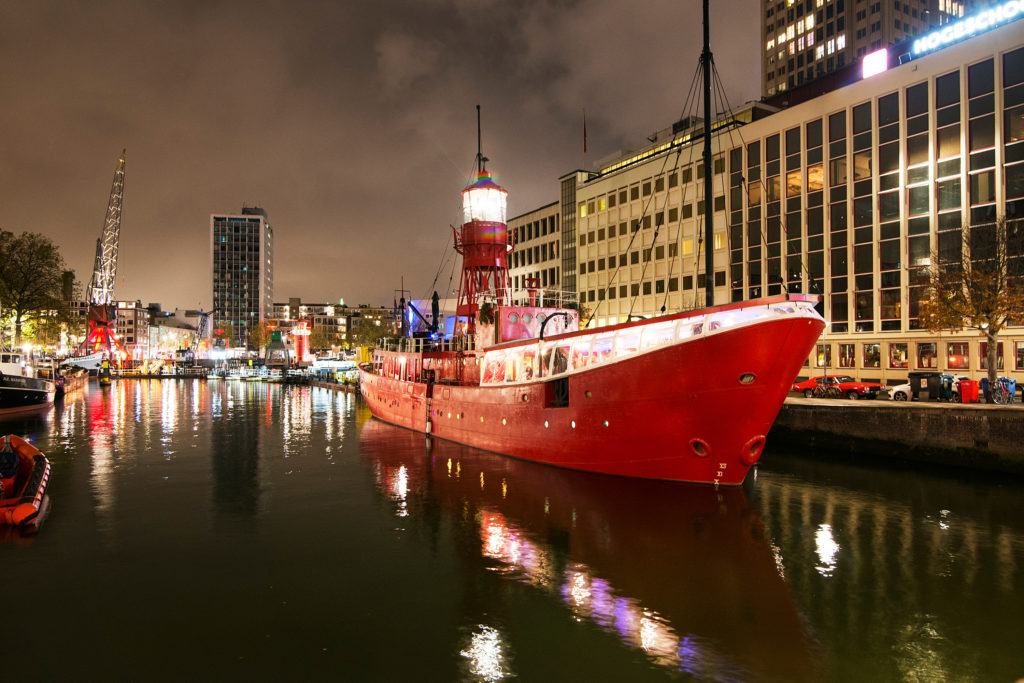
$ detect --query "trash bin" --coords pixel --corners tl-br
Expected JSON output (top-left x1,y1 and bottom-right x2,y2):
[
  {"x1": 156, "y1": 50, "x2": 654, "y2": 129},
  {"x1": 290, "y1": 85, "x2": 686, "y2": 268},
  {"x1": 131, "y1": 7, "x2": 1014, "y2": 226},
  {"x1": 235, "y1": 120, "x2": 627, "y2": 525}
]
[
  {"x1": 908, "y1": 371, "x2": 952, "y2": 401},
  {"x1": 958, "y1": 379, "x2": 979, "y2": 404},
  {"x1": 980, "y1": 376, "x2": 989, "y2": 400}
]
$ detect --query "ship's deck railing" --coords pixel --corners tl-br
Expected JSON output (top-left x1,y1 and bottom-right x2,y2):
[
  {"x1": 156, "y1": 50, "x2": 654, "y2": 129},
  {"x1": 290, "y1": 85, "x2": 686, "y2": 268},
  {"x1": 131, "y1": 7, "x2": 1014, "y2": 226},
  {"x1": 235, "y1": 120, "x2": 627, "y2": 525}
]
[
  {"x1": 479, "y1": 298, "x2": 822, "y2": 385},
  {"x1": 473, "y1": 287, "x2": 580, "y2": 309},
  {"x1": 377, "y1": 335, "x2": 477, "y2": 355}
]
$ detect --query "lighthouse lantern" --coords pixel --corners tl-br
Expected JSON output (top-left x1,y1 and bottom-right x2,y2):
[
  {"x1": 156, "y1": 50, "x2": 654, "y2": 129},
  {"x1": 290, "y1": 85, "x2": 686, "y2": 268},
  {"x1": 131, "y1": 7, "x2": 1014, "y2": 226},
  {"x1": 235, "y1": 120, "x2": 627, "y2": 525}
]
[{"x1": 461, "y1": 172, "x2": 507, "y2": 225}]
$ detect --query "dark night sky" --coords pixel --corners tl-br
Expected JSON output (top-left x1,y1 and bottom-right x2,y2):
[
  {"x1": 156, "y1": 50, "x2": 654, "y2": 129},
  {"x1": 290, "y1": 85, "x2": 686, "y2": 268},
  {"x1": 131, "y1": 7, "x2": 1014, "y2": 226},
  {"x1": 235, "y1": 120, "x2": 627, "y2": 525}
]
[{"x1": 0, "y1": 0, "x2": 758, "y2": 310}]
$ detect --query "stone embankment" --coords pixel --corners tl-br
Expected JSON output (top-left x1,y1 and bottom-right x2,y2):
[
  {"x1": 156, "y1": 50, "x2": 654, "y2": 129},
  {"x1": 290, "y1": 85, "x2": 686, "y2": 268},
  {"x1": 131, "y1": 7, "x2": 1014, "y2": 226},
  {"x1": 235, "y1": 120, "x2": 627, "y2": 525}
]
[{"x1": 769, "y1": 397, "x2": 1024, "y2": 476}]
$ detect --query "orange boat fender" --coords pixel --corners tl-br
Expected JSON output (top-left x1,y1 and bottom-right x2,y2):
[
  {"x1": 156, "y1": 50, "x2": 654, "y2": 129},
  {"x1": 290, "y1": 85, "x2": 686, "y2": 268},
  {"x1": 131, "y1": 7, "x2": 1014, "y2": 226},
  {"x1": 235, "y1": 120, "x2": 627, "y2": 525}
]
[{"x1": 741, "y1": 435, "x2": 767, "y2": 466}]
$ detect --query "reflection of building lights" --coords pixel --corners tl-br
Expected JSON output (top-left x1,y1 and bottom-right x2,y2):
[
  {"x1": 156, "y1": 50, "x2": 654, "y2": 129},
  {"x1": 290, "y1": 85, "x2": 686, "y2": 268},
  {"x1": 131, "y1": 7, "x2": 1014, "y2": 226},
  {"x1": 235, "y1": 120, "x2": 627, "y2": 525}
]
[
  {"x1": 815, "y1": 523, "x2": 840, "y2": 576},
  {"x1": 459, "y1": 625, "x2": 510, "y2": 681}
]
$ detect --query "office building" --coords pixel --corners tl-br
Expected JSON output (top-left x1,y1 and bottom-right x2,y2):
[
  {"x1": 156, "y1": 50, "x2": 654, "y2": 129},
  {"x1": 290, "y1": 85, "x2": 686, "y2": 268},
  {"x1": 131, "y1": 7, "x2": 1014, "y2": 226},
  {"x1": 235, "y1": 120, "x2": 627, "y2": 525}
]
[
  {"x1": 211, "y1": 206, "x2": 274, "y2": 347},
  {"x1": 508, "y1": 202, "x2": 562, "y2": 296},
  {"x1": 559, "y1": 7, "x2": 1023, "y2": 383}
]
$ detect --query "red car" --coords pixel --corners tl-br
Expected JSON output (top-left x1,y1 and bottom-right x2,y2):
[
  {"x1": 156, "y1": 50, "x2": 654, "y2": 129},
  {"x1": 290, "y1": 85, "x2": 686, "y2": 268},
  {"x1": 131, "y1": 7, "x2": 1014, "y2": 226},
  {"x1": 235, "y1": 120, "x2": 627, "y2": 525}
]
[{"x1": 791, "y1": 375, "x2": 885, "y2": 400}]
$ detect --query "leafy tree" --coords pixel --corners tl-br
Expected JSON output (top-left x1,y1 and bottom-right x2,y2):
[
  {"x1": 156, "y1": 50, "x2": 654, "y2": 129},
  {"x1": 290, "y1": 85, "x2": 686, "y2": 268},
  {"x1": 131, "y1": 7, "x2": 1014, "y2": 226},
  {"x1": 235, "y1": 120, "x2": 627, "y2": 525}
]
[
  {"x1": 348, "y1": 315, "x2": 396, "y2": 349},
  {"x1": 919, "y1": 217, "x2": 1024, "y2": 399},
  {"x1": 308, "y1": 324, "x2": 332, "y2": 351},
  {"x1": 247, "y1": 320, "x2": 270, "y2": 351},
  {"x1": 0, "y1": 231, "x2": 68, "y2": 345}
]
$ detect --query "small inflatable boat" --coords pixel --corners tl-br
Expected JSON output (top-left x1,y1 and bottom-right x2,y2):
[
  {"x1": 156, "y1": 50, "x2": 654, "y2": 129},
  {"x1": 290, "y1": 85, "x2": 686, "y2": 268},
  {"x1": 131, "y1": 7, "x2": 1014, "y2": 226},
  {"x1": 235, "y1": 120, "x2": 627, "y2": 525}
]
[{"x1": 0, "y1": 435, "x2": 51, "y2": 527}]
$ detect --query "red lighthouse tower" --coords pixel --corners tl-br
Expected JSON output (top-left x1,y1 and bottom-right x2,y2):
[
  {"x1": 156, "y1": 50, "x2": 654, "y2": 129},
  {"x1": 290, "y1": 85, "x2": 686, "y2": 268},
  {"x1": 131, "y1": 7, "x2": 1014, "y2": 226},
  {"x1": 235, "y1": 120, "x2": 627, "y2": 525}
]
[{"x1": 453, "y1": 107, "x2": 511, "y2": 332}]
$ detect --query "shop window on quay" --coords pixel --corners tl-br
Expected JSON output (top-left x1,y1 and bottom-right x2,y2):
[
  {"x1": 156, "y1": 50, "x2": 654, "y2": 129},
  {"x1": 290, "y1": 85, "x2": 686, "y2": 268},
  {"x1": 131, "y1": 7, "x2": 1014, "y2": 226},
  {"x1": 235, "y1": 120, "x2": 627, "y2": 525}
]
[
  {"x1": 980, "y1": 341, "x2": 1004, "y2": 370},
  {"x1": 1016, "y1": 342, "x2": 1024, "y2": 371},
  {"x1": 889, "y1": 343, "x2": 908, "y2": 369},
  {"x1": 947, "y1": 342, "x2": 969, "y2": 370},
  {"x1": 839, "y1": 343, "x2": 855, "y2": 368},
  {"x1": 863, "y1": 343, "x2": 880, "y2": 368},
  {"x1": 917, "y1": 342, "x2": 938, "y2": 369},
  {"x1": 816, "y1": 343, "x2": 832, "y2": 368}
]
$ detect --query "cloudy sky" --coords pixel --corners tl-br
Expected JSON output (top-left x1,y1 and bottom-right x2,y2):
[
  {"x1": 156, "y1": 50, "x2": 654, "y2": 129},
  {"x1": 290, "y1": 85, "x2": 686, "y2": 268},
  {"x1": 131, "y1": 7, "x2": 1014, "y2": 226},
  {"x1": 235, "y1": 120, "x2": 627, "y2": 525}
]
[{"x1": 0, "y1": 0, "x2": 758, "y2": 310}]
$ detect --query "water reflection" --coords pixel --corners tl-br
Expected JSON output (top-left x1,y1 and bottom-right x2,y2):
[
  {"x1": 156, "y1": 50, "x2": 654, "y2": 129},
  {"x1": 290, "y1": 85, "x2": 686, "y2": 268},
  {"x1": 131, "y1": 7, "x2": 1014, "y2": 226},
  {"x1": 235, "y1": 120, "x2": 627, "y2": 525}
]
[
  {"x1": 360, "y1": 419, "x2": 818, "y2": 681},
  {"x1": 210, "y1": 381, "x2": 261, "y2": 517},
  {"x1": 756, "y1": 453, "x2": 1024, "y2": 681}
]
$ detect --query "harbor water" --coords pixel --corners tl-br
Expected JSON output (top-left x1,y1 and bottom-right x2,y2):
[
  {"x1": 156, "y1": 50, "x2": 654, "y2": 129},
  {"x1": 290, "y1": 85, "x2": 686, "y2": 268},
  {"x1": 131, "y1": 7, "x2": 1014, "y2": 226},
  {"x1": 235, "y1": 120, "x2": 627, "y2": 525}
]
[{"x1": 3, "y1": 379, "x2": 1022, "y2": 681}]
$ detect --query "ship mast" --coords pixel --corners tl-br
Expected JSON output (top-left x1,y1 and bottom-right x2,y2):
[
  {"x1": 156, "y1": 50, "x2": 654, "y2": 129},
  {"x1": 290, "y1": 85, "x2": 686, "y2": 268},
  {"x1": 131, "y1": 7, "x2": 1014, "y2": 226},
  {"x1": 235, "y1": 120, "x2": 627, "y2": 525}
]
[{"x1": 701, "y1": 0, "x2": 714, "y2": 308}]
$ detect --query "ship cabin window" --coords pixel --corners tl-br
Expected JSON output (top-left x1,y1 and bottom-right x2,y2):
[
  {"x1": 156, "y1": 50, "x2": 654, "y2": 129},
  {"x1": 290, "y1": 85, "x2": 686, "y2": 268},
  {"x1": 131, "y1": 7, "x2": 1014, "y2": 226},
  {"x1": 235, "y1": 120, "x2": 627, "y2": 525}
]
[
  {"x1": 615, "y1": 333, "x2": 640, "y2": 358},
  {"x1": 505, "y1": 351, "x2": 524, "y2": 382},
  {"x1": 482, "y1": 353, "x2": 506, "y2": 383},
  {"x1": 592, "y1": 337, "x2": 614, "y2": 364},
  {"x1": 571, "y1": 340, "x2": 591, "y2": 370},
  {"x1": 641, "y1": 321, "x2": 676, "y2": 350},
  {"x1": 522, "y1": 349, "x2": 536, "y2": 380},
  {"x1": 552, "y1": 344, "x2": 571, "y2": 375}
]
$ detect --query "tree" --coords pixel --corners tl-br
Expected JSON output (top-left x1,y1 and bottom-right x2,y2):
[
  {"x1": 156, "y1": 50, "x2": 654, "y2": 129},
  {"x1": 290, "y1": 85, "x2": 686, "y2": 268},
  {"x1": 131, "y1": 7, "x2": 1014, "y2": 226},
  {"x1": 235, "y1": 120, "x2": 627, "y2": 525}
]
[
  {"x1": 919, "y1": 217, "x2": 1024, "y2": 399},
  {"x1": 247, "y1": 321, "x2": 270, "y2": 351},
  {"x1": 0, "y1": 231, "x2": 69, "y2": 346},
  {"x1": 308, "y1": 324, "x2": 332, "y2": 351},
  {"x1": 347, "y1": 315, "x2": 396, "y2": 349}
]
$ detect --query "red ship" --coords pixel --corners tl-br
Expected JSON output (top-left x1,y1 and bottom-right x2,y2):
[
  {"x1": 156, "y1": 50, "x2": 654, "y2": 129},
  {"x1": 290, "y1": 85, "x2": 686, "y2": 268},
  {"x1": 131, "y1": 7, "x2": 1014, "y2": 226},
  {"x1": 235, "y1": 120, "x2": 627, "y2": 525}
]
[{"x1": 360, "y1": 119, "x2": 824, "y2": 485}]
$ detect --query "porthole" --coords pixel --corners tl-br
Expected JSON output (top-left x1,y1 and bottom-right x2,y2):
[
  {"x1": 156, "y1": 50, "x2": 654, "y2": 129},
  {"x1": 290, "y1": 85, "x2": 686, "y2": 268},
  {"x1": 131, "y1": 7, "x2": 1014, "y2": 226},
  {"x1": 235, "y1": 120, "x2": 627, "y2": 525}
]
[
  {"x1": 739, "y1": 373, "x2": 756, "y2": 384},
  {"x1": 544, "y1": 420, "x2": 549, "y2": 428},
  {"x1": 524, "y1": 314, "x2": 533, "y2": 323},
  {"x1": 585, "y1": 390, "x2": 592, "y2": 398},
  {"x1": 571, "y1": 420, "x2": 576, "y2": 429},
  {"x1": 690, "y1": 438, "x2": 711, "y2": 457},
  {"x1": 508, "y1": 313, "x2": 519, "y2": 323},
  {"x1": 602, "y1": 420, "x2": 609, "y2": 427},
  {"x1": 502, "y1": 418, "x2": 507, "y2": 425}
]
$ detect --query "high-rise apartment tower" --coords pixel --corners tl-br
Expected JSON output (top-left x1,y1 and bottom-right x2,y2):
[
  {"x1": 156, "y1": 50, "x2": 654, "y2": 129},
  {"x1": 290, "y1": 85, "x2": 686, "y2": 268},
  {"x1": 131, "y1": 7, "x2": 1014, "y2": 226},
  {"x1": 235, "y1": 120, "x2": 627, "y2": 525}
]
[{"x1": 211, "y1": 206, "x2": 274, "y2": 347}]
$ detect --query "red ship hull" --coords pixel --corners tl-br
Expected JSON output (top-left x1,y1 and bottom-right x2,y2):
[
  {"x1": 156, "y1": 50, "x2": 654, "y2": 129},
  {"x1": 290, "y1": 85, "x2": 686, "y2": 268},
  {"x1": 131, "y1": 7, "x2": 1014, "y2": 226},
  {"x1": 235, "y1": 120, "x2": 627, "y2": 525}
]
[{"x1": 360, "y1": 295, "x2": 824, "y2": 485}]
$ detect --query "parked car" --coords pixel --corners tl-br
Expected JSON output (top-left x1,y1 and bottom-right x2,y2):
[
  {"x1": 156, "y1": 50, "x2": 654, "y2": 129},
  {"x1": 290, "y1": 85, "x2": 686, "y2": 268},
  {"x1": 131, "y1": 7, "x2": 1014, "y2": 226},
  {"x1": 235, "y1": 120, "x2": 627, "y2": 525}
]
[
  {"x1": 890, "y1": 382, "x2": 912, "y2": 401},
  {"x1": 791, "y1": 375, "x2": 886, "y2": 399}
]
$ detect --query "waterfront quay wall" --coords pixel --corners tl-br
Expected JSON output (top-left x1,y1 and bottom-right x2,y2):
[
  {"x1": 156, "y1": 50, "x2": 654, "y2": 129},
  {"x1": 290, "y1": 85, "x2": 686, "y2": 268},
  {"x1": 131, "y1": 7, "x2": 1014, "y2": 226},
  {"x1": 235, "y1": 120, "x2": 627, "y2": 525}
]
[{"x1": 769, "y1": 398, "x2": 1024, "y2": 477}]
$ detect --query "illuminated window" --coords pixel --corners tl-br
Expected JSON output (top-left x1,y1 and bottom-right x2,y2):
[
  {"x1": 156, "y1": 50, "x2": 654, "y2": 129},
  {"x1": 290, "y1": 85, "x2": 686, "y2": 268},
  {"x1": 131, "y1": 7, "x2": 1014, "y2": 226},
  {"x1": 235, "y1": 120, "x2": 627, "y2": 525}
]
[
  {"x1": 806, "y1": 15, "x2": 815, "y2": 29},
  {"x1": 714, "y1": 233, "x2": 724, "y2": 250},
  {"x1": 778, "y1": 32, "x2": 786, "y2": 44},
  {"x1": 682, "y1": 239, "x2": 694, "y2": 256},
  {"x1": 816, "y1": 45, "x2": 825, "y2": 59},
  {"x1": 767, "y1": 39, "x2": 775, "y2": 50},
  {"x1": 798, "y1": 19, "x2": 805, "y2": 33},
  {"x1": 799, "y1": 36, "x2": 805, "y2": 50},
  {"x1": 579, "y1": 203, "x2": 587, "y2": 217},
  {"x1": 787, "y1": 25, "x2": 794, "y2": 40},
  {"x1": 827, "y1": 39, "x2": 835, "y2": 55},
  {"x1": 837, "y1": 34, "x2": 846, "y2": 50},
  {"x1": 808, "y1": 32, "x2": 815, "y2": 46},
  {"x1": 598, "y1": 197, "x2": 606, "y2": 211}
]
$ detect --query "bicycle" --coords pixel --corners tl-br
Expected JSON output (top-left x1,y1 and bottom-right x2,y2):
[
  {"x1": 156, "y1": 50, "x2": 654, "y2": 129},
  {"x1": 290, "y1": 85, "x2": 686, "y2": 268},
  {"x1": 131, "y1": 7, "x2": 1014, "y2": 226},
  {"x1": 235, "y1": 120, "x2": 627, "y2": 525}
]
[
  {"x1": 812, "y1": 383, "x2": 842, "y2": 399},
  {"x1": 990, "y1": 378, "x2": 1013, "y2": 405}
]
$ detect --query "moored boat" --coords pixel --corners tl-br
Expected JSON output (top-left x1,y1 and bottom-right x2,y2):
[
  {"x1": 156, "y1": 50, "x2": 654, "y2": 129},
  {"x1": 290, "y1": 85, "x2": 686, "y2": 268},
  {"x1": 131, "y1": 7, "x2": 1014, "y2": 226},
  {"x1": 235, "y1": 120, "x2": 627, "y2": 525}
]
[
  {"x1": 0, "y1": 435, "x2": 52, "y2": 528},
  {"x1": 360, "y1": 116, "x2": 825, "y2": 484},
  {"x1": 0, "y1": 351, "x2": 56, "y2": 415}
]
